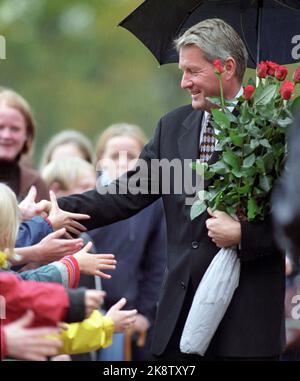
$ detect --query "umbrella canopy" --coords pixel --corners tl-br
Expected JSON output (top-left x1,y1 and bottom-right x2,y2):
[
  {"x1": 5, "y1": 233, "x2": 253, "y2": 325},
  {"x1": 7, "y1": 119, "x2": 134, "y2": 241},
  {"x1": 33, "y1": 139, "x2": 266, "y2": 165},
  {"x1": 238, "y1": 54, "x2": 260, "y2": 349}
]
[{"x1": 119, "y1": 0, "x2": 300, "y2": 68}]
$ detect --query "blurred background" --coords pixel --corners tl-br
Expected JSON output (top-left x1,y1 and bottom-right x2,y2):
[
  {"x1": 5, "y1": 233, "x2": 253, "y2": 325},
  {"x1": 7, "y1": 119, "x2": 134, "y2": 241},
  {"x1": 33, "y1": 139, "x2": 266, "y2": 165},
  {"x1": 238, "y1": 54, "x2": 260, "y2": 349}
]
[{"x1": 0, "y1": 0, "x2": 298, "y2": 165}]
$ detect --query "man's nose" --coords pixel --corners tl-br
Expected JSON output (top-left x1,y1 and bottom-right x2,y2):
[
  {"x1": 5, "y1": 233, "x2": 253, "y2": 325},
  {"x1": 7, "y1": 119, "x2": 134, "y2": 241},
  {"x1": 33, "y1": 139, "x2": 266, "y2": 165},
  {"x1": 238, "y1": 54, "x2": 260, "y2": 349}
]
[{"x1": 180, "y1": 73, "x2": 193, "y2": 90}]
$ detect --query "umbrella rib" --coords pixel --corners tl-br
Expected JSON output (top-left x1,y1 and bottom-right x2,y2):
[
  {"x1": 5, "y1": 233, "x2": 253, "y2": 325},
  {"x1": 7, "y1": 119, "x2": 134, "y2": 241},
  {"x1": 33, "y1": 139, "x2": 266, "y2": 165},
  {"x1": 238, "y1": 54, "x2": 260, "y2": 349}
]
[
  {"x1": 239, "y1": 13, "x2": 256, "y2": 67},
  {"x1": 173, "y1": 3, "x2": 204, "y2": 40},
  {"x1": 272, "y1": 0, "x2": 300, "y2": 11}
]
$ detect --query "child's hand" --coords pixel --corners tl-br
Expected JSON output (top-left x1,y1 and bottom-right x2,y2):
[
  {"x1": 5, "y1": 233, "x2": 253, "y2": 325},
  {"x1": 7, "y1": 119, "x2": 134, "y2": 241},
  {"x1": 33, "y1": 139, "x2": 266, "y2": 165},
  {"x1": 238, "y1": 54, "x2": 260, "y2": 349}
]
[
  {"x1": 73, "y1": 242, "x2": 116, "y2": 279},
  {"x1": 85, "y1": 290, "x2": 106, "y2": 318},
  {"x1": 19, "y1": 186, "x2": 51, "y2": 221},
  {"x1": 106, "y1": 298, "x2": 137, "y2": 332},
  {"x1": 4, "y1": 310, "x2": 62, "y2": 361}
]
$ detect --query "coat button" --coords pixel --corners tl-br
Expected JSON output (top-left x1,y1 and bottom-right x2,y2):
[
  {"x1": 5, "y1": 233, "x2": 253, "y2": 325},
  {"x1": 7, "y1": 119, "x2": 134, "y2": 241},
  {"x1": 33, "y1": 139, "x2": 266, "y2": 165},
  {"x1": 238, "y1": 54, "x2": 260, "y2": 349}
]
[
  {"x1": 191, "y1": 241, "x2": 199, "y2": 249},
  {"x1": 180, "y1": 281, "x2": 186, "y2": 289}
]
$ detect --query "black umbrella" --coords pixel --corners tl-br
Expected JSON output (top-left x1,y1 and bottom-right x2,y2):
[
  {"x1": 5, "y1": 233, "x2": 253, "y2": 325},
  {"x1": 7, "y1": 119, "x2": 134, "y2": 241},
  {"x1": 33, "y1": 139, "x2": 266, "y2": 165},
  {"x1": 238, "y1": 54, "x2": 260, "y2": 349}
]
[{"x1": 119, "y1": 0, "x2": 300, "y2": 68}]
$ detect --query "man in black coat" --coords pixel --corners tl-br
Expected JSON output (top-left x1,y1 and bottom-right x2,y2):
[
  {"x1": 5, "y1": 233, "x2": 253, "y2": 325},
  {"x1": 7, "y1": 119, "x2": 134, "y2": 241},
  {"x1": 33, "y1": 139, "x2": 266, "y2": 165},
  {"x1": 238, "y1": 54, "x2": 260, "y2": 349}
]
[{"x1": 58, "y1": 18, "x2": 285, "y2": 360}]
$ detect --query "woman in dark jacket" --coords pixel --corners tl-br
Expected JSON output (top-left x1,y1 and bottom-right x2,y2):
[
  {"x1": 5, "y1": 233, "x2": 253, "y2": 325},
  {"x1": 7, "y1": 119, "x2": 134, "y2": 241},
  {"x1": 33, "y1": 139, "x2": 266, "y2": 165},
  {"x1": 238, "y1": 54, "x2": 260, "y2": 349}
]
[{"x1": 0, "y1": 87, "x2": 48, "y2": 201}]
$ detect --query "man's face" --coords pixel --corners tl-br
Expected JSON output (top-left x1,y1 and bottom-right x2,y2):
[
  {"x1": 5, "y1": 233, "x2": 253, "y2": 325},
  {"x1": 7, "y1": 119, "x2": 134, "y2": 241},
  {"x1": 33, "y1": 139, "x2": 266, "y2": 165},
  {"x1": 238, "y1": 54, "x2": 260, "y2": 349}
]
[{"x1": 179, "y1": 45, "x2": 221, "y2": 111}]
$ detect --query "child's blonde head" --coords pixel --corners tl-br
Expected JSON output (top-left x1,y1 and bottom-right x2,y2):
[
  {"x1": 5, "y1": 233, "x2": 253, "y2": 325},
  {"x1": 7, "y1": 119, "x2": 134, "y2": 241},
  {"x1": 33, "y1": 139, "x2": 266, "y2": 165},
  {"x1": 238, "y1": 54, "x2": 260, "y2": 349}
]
[
  {"x1": 41, "y1": 157, "x2": 95, "y2": 193},
  {"x1": 0, "y1": 183, "x2": 19, "y2": 255}
]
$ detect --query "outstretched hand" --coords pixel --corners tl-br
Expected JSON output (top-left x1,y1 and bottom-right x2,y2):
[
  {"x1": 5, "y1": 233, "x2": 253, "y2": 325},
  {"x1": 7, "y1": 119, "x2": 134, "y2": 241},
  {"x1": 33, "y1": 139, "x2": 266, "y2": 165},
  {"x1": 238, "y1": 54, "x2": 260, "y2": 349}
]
[
  {"x1": 206, "y1": 208, "x2": 241, "y2": 248},
  {"x1": 4, "y1": 310, "x2": 62, "y2": 361},
  {"x1": 73, "y1": 241, "x2": 117, "y2": 279},
  {"x1": 19, "y1": 186, "x2": 50, "y2": 221},
  {"x1": 106, "y1": 298, "x2": 138, "y2": 333},
  {"x1": 85, "y1": 289, "x2": 106, "y2": 318},
  {"x1": 48, "y1": 190, "x2": 90, "y2": 237}
]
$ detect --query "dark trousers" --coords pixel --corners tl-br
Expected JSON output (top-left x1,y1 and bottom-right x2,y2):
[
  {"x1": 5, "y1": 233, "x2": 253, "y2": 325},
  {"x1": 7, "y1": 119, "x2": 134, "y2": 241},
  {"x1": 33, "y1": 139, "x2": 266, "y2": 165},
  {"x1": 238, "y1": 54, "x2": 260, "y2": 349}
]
[{"x1": 153, "y1": 279, "x2": 279, "y2": 362}]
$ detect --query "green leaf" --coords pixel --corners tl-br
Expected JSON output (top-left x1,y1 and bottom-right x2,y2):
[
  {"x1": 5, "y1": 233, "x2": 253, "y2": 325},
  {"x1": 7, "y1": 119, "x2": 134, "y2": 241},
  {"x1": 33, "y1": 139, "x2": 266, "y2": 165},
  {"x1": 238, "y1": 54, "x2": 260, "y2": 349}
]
[
  {"x1": 206, "y1": 96, "x2": 222, "y2": 107},
  {"x1": 204, "y1": 171, "x2": 215, "y2": 180},
  {"x1": 276, "y1": 117, "x2": 293, "y2": 128},
  {"x1": 259, "y1": 174, "x2": 272, "y2": 192},
  {"x1": 197, "y1": 190, "x2": 210, "y2": 201},
  {"x1": 247, "y1": 77, "x2": 256, "y2": 87},
  {"x1": 250, "y1": 139, "x2": 259, "y2": 150},
  {"x1": 226, "y1": 206, "x2": 237, "y2": 217},
  {"x1": 243, "y1": 144, "x2": 255, "y2": 156},
  {"x1": 229, "y1": 131, "x2": 244, "y2": 147},
  {"x1": 211, "y1": 109, "x2": 230, "y2": 130},
  {"x1": 224, "y1": 109, "x2": 238, "y2": 123},
  {"x1": 243, "y1": 153, "x2": 256, "y2": 168},
  {"x1": 238, "y1": 184, "x2": 250, "y2": 195},
  {"x1": 190, "y1": 200, "x2": 207, "y2": 220},
  {"x1": 253, "y1": 84, "x2": 277, "y2": 106},
  {"x1": 259, "y1": 139, "x2": 271, "y2": 148},
  {"x1": 247, "y1": 198, "x2": 259, "y2": 220},
  {"x1": 223, "y1": 151, "x2": 240, "y2": 170},
  {"x1": 291, "y1": 96, "x2": 300, "y2": 115},
  {"x1": 231, "y1": 168, "x2": 244, "y2": 178},
  {"x1": 210, "y1": 161, "x2": 229, "y2": 175},
  {"x1": 263, "y1": 152, "x2": 274, "y2": 172},
  {"x1": 256, "y1": 157, "x2": 266, "y2": 173}
]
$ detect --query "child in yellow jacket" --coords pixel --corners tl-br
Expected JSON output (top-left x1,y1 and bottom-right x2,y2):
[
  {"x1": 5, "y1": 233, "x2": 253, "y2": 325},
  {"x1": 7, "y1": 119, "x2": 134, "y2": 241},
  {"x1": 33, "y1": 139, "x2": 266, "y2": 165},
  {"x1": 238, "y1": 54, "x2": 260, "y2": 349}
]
[{"x1": 58, "y1": 298, "x2": 136, "y2": 355}]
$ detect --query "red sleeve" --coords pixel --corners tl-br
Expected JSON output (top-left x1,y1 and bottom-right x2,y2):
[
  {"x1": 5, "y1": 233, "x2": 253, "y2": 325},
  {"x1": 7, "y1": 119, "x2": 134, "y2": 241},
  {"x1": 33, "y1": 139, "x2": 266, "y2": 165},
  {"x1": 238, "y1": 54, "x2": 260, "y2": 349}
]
[
  {"x1": 0, "y1": 272, "x2": 70, "y2": 327},
  {"x1": 59, "y1": 256, "x2": 80, "y2": 288},
  {"x1": 0, "y1": 325, "x2": 7, "y2": 360}
]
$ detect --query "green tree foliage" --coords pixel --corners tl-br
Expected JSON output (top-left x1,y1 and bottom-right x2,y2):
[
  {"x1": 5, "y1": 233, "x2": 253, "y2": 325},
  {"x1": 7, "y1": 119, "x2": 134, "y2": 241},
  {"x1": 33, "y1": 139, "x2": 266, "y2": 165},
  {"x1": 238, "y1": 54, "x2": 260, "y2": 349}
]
[
  {"x1": 0, "y1": 0, "x2": 298, "y2": 167},
  {"x1": 0, "y1": 0, "x2": 188, "y2": 164}
]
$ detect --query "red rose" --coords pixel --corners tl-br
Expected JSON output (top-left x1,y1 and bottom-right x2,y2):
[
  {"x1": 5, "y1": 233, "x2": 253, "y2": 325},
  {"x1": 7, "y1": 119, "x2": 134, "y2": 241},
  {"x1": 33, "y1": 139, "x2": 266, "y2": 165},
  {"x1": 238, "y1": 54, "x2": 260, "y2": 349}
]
[
  {"x1": 275, "y1": 65, "x2": 288, "y2": 81},
  {"x1": 279, "y1": 80, "x2": 294, "y2": 100},
  {"x1": 293, "y1": 66, "x2": 300, "y2": 83},
  {"x1": 243, "y1": 84, "x2": 255, "y2": 101},
  {"x1": 266, "y1": 61, "x2": 279, "y2": 76},
  {"x1": 257, "y1": 61, "x2": 268, "y2": 78},
  {"x1": 213, "y1": 59, "x2": 224, "y2": 74}
]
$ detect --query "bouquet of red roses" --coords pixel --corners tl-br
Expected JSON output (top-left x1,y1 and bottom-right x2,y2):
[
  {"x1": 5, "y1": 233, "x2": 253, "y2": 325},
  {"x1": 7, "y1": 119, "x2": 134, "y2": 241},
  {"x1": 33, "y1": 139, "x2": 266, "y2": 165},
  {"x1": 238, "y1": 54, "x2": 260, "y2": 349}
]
[{"x1": 191, "y1": 60, "x2": 300, "y2": 222}]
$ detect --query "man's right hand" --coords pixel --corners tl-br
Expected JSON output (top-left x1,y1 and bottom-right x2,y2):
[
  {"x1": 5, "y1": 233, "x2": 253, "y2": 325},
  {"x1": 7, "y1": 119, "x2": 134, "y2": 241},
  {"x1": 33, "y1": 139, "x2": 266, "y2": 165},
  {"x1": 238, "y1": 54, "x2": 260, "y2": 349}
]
[{"x1": 47, "y1": 191, "x2": 90, "y2": 237}]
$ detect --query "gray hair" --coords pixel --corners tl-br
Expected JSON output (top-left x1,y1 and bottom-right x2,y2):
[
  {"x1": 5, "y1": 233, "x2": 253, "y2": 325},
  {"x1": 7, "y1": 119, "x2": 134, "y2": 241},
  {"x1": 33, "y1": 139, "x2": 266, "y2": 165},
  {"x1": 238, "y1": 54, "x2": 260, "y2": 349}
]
[{"x1": 175, "y1": 18, "x2": 248, "y2": 82}]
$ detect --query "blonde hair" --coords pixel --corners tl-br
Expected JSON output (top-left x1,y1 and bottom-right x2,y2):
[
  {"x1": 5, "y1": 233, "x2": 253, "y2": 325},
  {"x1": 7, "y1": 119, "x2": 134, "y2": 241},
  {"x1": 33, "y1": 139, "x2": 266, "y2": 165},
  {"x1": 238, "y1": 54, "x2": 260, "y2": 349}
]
[
  {"x1": 0, "y1": 88, "x2": 36, "y2": 155},
  {"x1": 0, "y1": 183, "x2": 19, "y2": 255},
  {"x1": 40, "y1": 130, "x2": 94, "y2": 169},
  {"x1": 95, "y1": 123, "x2": 147, "y2": 162},
  {"x1": 42, "y1": 157, "x2": 95, "y2": 191}
]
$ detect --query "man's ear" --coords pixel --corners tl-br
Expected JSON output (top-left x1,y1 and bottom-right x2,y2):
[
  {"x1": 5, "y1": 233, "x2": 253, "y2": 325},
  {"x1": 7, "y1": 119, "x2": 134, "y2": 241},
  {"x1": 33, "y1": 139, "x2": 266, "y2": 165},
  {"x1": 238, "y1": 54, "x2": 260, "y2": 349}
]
[{"x1": 224, "y1": 57, "x2": 237, "y2": 80}]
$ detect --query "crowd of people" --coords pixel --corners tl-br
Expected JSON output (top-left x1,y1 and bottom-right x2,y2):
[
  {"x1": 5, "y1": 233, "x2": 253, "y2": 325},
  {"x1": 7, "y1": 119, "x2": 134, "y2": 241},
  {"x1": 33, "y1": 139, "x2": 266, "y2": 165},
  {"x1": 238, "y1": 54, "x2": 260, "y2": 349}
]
[{"x1": 1, "y1": 17, "x2": 299, "y2": 362}]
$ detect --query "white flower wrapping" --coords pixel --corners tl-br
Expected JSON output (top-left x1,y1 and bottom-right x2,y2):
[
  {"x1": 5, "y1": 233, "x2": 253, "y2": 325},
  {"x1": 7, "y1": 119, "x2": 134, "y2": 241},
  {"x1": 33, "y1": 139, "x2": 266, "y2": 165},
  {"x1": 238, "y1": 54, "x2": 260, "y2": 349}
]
[{"x1": 180, "y1": 247, "x2": 240, "y2": 356}]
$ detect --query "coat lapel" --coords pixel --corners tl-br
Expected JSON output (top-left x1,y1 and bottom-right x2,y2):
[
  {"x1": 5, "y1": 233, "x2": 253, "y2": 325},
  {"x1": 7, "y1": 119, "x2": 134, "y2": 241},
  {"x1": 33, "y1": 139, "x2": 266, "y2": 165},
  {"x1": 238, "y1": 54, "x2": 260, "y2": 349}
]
[{"x1": 177, "y1": 109, "x2": 203, "y2": 161}]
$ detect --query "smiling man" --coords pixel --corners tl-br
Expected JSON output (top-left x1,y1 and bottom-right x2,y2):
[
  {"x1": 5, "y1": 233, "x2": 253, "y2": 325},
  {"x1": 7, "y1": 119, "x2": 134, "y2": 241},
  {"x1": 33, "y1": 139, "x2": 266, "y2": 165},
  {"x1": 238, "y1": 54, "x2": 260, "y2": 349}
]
[{"x1": 58, "y1": 19, "x2": 285, "y2": 361}]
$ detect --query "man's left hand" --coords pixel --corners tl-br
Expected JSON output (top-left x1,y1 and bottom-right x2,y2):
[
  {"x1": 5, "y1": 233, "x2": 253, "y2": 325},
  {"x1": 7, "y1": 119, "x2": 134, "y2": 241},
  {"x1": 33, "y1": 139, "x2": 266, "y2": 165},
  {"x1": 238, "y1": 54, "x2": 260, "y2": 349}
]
[{"x1": 206, "y1": 208, "x2": 241, "y2": 248}]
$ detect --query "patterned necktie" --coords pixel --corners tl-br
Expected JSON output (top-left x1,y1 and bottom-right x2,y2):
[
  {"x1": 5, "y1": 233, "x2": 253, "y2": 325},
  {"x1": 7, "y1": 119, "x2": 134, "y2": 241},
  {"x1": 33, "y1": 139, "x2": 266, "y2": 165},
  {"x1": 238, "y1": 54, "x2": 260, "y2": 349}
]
[{"x1": 199, "y1": 115, "x2": 216, "y2": 163}]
